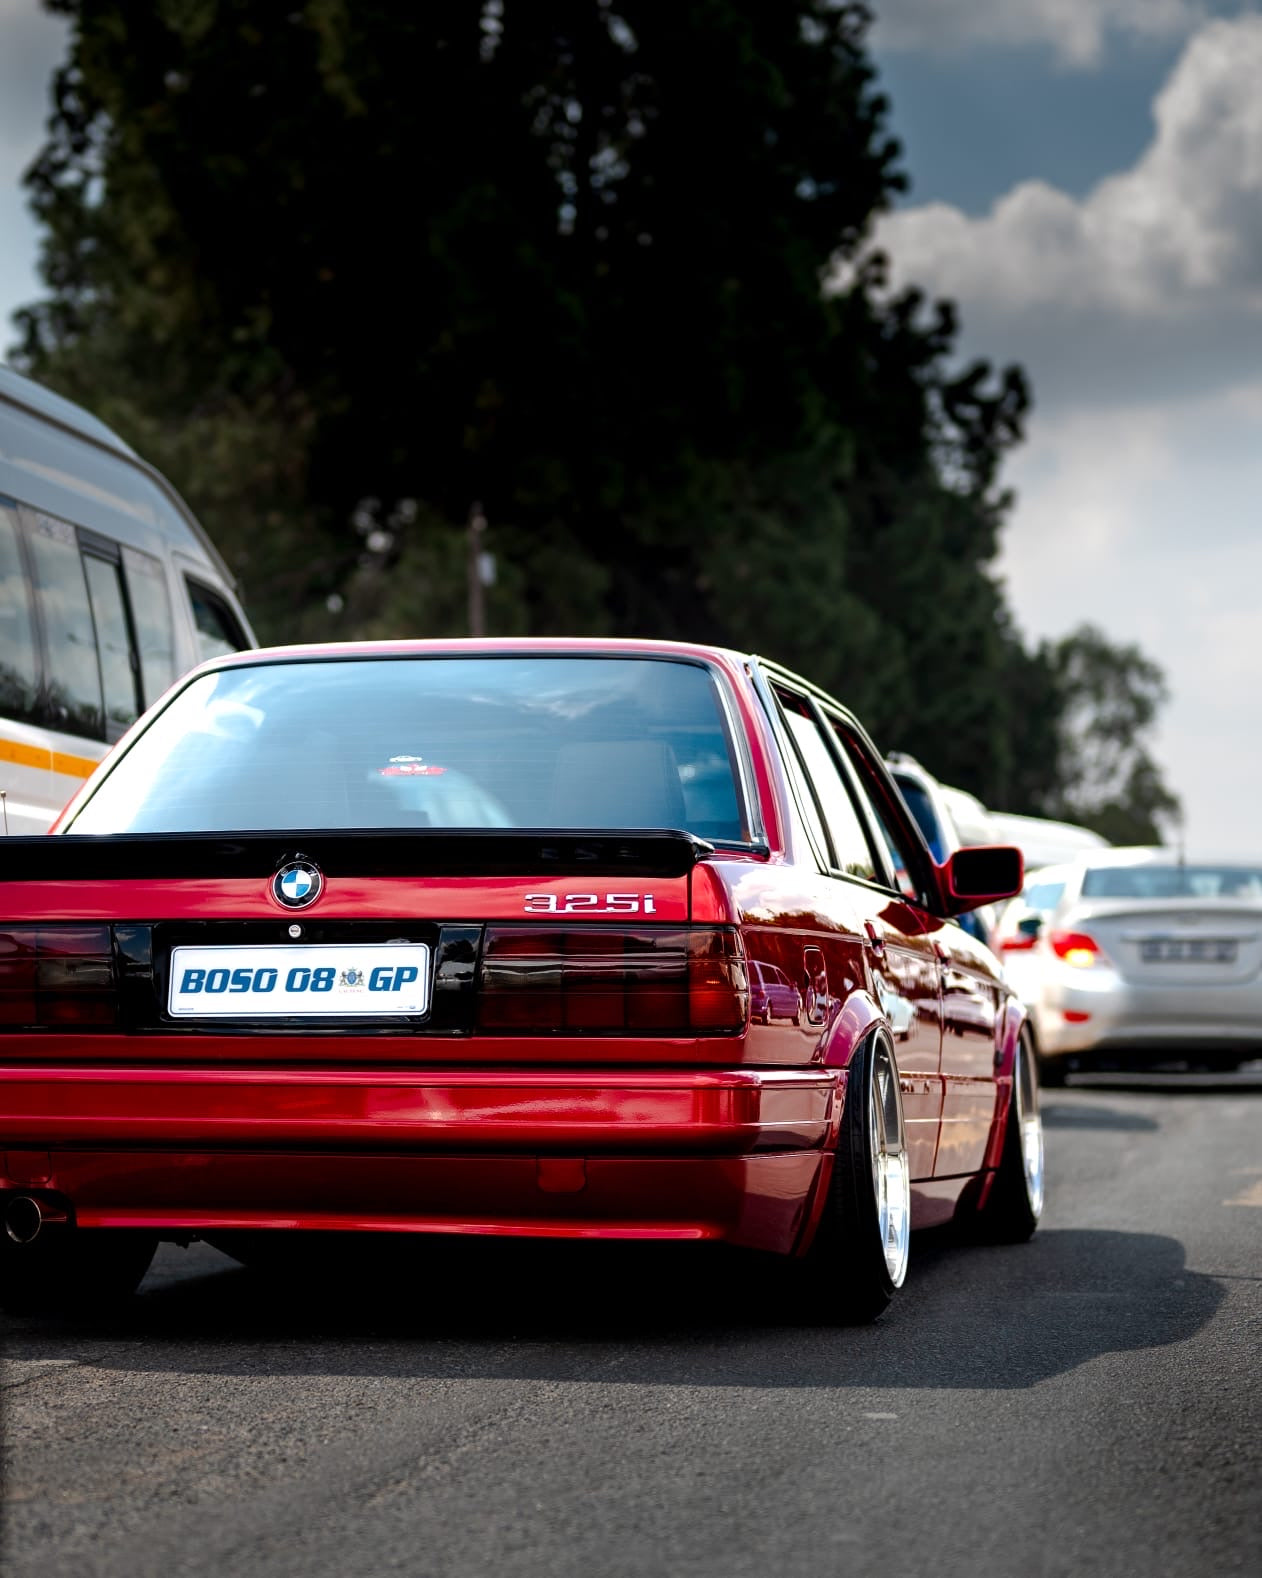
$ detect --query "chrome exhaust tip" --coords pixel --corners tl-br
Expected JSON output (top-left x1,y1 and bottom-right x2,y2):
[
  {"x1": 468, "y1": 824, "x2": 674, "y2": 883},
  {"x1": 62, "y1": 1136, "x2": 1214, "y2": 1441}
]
[{"x1": 5, "y1": 1195, "x2": 48, "y2": 1246}]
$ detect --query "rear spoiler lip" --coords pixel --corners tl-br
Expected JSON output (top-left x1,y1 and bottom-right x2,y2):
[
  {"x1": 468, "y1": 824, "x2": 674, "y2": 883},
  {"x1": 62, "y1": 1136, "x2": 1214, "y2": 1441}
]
[{"x1": 0, "y1": 829, "x2": 716, "y2": 882}]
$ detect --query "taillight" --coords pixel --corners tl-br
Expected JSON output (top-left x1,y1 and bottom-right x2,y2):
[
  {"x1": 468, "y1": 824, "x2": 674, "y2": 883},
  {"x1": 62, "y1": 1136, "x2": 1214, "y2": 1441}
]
[
  {"x1": 999, "y1": 934, "x2": 1038, "y2": 952},
  {"x1": 478, "y1": 926, "x2": 748, "y2": 1034},
  {"x1": 1051, "y1": 930, "x2": 1105, "y2": 969},
  {"x1": 0, "y1": 926, "x2": 118, "y2": 1029}
]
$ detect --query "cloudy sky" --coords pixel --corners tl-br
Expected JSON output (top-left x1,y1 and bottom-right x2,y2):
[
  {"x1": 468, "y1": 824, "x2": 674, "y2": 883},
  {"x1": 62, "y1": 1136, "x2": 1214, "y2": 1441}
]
[
  {"x1": 2, "y1": 2, "x2": 1259, "y2": 849},
  {"x1": 870, "y1": 0, "x2": 1262, "y2": 851}
]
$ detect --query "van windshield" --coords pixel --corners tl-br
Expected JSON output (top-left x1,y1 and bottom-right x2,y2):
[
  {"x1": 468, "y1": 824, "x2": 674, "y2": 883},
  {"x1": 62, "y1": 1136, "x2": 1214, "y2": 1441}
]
[{"x1": 66, "y1": 655, "x2": 751, "y2": 843}]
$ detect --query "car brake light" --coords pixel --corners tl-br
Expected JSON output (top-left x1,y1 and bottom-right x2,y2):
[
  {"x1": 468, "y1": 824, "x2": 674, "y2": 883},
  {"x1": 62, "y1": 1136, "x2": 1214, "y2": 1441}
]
[
  {"x1": 477, "y1": 926, "x2": 748, "y2": 1034},
  {"x1": 0, "y1": 926, "x2": 118, "y2": 1028},
  {"x1": 998, "y1": 935, "x2": 1038, "y2": 952},
  {"x1": 1051, "y1": 930, "x2": 1104, "y2": 969}
]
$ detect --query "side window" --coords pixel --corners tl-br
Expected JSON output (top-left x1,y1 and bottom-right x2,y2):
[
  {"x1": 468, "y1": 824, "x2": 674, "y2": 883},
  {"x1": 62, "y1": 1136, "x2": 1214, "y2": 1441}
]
[
  {"x1": 828, "y1": 717, "x2": 929, "y2": 905},
  {"x1": 774, "y1": 687, "x2": 878, "y2": 882},
  {"x1": 82, "y1": 550, "x2": 141, "y2": 734},
  {"x1": 124, "y1": 547, "x2": 177, "y2": 705},
  {"x1": 186, "y1": 579, "x2": 249, "y2": 663},
  {"x1": 868, "y1": 802, "x2": 923, "y2": 903},
  {"x1": 24, "y1": 509, "x2": 104, "y2": 739},
  {"x1": 0, "y1": 501, "x2": 39, "y2": 722},
  {"x1": 891, "y1": 772, "x2": 947, "y2": 862}
]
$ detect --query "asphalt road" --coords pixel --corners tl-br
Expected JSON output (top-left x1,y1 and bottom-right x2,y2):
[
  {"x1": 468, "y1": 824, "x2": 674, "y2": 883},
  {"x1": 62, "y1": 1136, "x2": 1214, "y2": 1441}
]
[{"x1": 3, "y1": 1073, "x2": 1260, "y2": 1578}]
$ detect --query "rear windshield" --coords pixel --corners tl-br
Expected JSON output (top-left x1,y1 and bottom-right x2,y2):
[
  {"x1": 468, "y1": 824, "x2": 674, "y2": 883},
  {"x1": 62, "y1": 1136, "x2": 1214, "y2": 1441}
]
[
  {"x1": 1081, "y1": 864, "x2": 1262, "y2": 900},
  {"x1": 66, "y1": 655, "x2": 750, "y2": 841}
]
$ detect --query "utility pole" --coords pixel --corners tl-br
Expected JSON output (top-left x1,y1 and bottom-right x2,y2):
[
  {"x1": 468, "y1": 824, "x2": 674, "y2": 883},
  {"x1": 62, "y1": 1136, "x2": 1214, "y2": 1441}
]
[{"x1": 467, "y1": 501, "x2": 488, "y2": 638}]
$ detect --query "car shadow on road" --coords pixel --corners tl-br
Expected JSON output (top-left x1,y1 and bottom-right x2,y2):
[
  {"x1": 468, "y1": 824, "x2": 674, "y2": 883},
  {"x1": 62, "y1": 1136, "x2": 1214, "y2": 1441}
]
[{"x1": 2, "y1": 1224, "x2": 1224, "y2": 1393}]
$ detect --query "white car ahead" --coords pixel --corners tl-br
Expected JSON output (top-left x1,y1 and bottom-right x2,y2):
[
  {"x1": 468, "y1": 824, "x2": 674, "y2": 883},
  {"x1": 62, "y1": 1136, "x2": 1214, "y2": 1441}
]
[{"x1": 993, "y1": 847, "x2": 1262, "y2": 1083}]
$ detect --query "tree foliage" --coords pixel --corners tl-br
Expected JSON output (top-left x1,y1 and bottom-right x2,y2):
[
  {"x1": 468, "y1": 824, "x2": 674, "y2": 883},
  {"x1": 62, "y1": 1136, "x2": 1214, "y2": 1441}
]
[
  {"x1": 13, "y1": 0, "x2": 1177, "y2": 830},
  {"x1": 1042, "y1": 625, "x2": 1182, "y2": 844}
]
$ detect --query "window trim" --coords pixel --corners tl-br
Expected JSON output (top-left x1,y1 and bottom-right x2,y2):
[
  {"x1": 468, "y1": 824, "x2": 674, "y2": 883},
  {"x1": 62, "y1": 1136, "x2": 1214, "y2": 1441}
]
[
  {"x1": 764, "y1": 676, "x2": 889, "y2": 886},
  {"x1": 816, "y1": 703, "x2": 941, "y2": 910},
  {"x1": 750, "y1": 655, "x2": 944, "y2": 912}
]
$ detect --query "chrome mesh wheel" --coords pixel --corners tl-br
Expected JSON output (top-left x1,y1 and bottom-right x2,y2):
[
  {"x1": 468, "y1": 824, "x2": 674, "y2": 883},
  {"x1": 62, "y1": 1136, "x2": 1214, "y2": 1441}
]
[
  {"x1": 1015, "y1": 1036, "x2": 1045, "y2": 1220},
  {"x1": 870, "y1": 1038, "x2": 910, "y2": 1287}
]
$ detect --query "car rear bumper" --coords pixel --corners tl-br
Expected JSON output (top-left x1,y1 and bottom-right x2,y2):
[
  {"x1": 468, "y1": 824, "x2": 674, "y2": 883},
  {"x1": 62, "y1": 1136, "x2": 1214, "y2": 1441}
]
[
  {"x1": 1033, "y1": 979, "x2": 1262, "y2": 1059},
  {"x1": 0, "y1": 1064, "x2": 840, "y2": 1255}
]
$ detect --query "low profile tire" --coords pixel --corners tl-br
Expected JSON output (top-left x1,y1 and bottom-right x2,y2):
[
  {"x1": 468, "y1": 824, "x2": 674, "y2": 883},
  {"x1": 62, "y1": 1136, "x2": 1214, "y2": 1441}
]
[
  {"x1": 0, "y1": 1228, "x2": 157, "y2": 1316},
  {"x1": 800, "y1": 1031, "x2": 911, "y2": 1324},
  {"x1": 978, "y1": 1030, "x2": 1045, "y2": 1243}
]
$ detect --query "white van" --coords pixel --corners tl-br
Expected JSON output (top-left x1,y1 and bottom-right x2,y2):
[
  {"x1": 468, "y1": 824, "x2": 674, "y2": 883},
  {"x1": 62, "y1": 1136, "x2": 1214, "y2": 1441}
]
[
  {"x1": 0, "y1": 364, "x2": 256, "y2": 832},
  {"x1": 986, "y1": 810, "x2": 1110, "y2": 873}
]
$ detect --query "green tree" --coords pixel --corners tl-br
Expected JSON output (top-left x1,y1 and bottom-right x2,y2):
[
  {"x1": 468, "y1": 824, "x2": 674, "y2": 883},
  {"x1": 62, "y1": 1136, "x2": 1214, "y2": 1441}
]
[
  {"x1": 11, "y1": 1, "x2": 1175, "y2": 833},
  {"x1": 1041, "y1": 625, "x2": 1182, "y2": 844}
]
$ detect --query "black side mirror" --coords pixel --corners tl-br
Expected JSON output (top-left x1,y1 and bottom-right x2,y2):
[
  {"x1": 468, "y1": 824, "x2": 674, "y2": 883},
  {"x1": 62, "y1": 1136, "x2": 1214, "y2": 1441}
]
[{"x1": 941, "y1": 845, "x2": 1024, "y2": 915}]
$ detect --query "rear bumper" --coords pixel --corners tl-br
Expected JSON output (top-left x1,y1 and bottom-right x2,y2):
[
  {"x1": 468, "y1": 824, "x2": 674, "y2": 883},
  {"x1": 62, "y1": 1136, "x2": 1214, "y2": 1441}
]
[
  {"x1": 0, "y1": 1065, "x2": 839, "y2": 1255},
  {"x1": 1033, "y1": 978, "x2": 1262, "y2": 1059},
  {"x1": 0, "y1": 1064, "x2": 836, "y2": 1153}
]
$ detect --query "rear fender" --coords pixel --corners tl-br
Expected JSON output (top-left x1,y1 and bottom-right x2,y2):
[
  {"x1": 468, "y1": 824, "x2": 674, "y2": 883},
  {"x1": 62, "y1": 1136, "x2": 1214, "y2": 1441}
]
[
  {"x1": 980, "y1": 997, "x2": 1028, "y2": 1178},
  {"x1": 790, "y1": 991, "x2": 886, "y2": 1256},
  {"x1": 819, "y1": 988, "x2": 885, "y2": 1073}
]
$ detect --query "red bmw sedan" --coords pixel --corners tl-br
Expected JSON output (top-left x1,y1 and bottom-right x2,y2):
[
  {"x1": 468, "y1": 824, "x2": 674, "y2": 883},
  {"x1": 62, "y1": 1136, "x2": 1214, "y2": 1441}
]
[{"x1": 0, "y1": 640, "x2": 1041, "y2": 1322}]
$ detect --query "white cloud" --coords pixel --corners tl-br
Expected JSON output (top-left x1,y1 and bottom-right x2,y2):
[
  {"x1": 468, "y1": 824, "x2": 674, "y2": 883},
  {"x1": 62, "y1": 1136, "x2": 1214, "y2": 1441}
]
[
  {"x1": 872, "y1": 0, "x2": 1207, "y2": 68},
  {"x1": 875, "y1": 17, "x2": 1262, "y2": 317},
  {"x1": 869, "y1": 15, "x2": 1262, "y2": 846},
  {"x1": 999, "y1": 383, "x2": 1262, "y2": 849},
  {"x1": 865, "y1": 17, "x2": 1262, "y2": 409}
]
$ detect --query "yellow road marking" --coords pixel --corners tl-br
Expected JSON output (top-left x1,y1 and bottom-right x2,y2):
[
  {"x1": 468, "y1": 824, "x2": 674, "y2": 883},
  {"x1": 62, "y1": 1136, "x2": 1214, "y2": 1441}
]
[{"x1": 1223, "y1": 1178, "x2": 1262, "y2": 1208}]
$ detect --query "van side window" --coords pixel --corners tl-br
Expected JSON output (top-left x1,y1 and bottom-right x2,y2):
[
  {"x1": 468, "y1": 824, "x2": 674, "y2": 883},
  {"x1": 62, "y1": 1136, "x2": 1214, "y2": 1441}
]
[
  {"x1": 25, "y1": 510, "x2": 104, "y2": 738},
  {"x1": 123, "y1": 547, "x2": 176, "y2": 704},
  {"x1": 82, "y1": 551, "x2": 141, "y2": 733},
  {"x1": 186, "y1": 579, "x2": 249, "y2": 663},
  {"x1": 0, "y1": 501, "x2": 39, "y2": 722}
]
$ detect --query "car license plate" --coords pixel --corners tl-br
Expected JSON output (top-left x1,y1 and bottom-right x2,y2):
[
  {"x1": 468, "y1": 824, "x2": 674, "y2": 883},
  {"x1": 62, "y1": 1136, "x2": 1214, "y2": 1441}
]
[
  {"x1": 168, "y1": 944, "x2": 431, "y2": 1017},
  {"x1": 1139, "y1": 938, "x2": 1237, "y2": 964}
]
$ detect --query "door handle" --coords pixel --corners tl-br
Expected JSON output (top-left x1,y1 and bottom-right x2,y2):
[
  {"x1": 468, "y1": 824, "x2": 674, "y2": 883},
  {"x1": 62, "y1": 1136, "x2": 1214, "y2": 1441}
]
[{"x1": 864, "y1": 922, "x2": 885, "y2": 956}]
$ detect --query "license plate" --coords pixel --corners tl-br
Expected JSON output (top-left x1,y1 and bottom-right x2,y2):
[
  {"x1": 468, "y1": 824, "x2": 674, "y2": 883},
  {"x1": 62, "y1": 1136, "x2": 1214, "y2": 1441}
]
[
  {"x1": 1139, "y1": 938, "x2": 1237, "y2": 964},
  {"x1": 168, "y1": 944, "x2": 431, "y2": 1017}
]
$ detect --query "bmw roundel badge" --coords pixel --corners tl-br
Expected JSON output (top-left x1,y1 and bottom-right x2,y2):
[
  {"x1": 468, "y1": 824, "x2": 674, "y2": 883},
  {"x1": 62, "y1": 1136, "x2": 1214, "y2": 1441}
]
[{"x1": 274, "y1": 860, "x2": 323, "y2": 909}]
